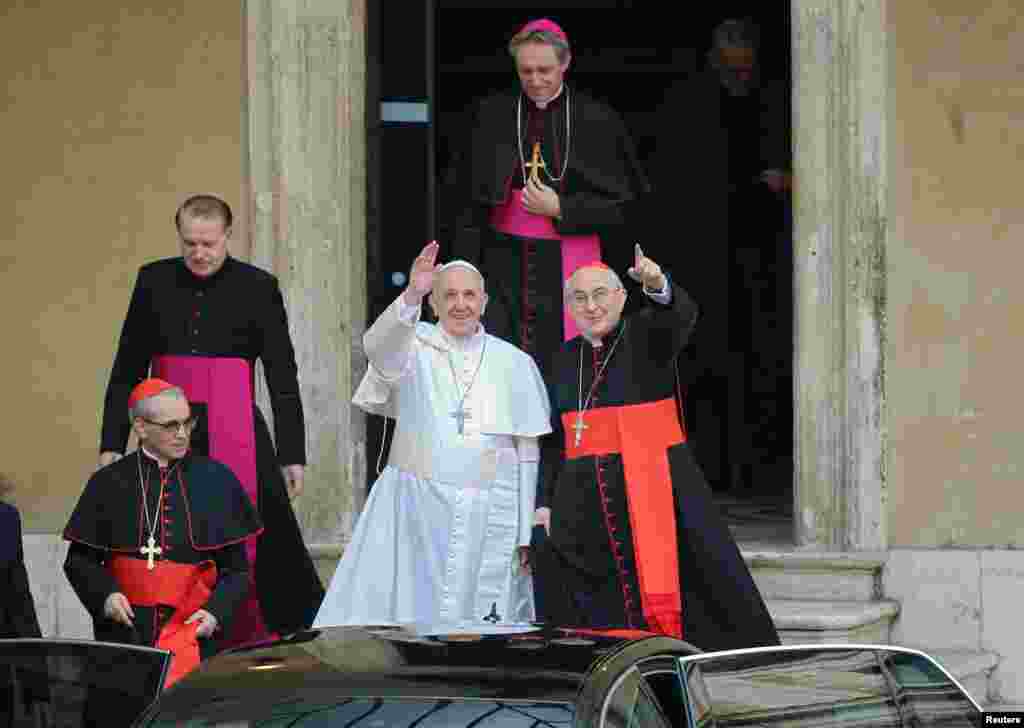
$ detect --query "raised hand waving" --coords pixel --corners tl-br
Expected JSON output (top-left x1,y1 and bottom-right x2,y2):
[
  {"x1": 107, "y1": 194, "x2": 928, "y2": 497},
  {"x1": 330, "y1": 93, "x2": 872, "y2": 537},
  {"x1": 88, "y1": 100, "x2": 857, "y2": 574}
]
[
  {"x1": 626, "y1": 243, "x2": 667, "y2": 291},
  {"x1": 404, "y1": 240, "x2": 441, "y2": 305}
]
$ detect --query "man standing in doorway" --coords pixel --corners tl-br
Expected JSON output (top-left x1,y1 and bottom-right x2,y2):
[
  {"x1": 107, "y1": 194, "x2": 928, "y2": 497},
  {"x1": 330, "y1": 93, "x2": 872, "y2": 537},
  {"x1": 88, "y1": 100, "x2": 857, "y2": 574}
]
[
  {"x1": 652, "y1": 18, "x2": 793, "y2": 492},
  {"x1": 441, "y1": 18, "x2": 649, "y2": 378},
  {"x1": 98, "y1": 194, "x2": 324, "y2": 645}
]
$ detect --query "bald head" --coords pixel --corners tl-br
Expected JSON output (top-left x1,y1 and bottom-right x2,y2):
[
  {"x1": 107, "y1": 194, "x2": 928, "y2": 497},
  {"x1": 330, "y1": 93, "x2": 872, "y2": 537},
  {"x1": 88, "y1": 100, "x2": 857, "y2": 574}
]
[{"x1": 564, "y1": 265, "x2": 623, "y2": 296}]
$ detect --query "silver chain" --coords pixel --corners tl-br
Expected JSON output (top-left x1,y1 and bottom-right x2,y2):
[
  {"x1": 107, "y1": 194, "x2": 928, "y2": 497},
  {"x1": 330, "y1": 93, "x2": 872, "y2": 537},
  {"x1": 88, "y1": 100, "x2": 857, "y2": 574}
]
[{"x1": 137, "y1": 451, "x2": 168, "y2": 547}]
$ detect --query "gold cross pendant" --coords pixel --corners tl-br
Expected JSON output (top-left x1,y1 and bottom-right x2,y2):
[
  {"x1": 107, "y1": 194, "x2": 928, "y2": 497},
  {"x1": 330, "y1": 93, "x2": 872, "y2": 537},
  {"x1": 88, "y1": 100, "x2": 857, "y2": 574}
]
[
  {"x1": 140, "y1": 535, "x2": 162, "y2": 570},
  {"x1": 525, "y1": 141, "x2": 546, "y2": 184}
]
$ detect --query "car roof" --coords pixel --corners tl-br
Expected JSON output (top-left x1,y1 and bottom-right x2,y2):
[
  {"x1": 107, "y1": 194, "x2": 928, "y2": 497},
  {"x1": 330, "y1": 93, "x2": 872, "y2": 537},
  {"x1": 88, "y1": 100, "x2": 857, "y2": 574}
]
[{"x1": 144, "y1": 625, "x2": 667, "y2": 724}]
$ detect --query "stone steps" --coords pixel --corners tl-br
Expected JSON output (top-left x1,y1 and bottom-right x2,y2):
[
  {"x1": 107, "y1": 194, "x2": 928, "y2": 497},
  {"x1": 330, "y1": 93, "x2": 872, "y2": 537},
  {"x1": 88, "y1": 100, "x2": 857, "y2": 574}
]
[
  {"x1": 766, "y1": 598, "x2": 900, "y2": 644},
  {"x1": 740, "y1": 548, "x2": 1006, "y2": 707},
  {"x1": 744, "y1": 549, "x2": 886, "y2": 602}
]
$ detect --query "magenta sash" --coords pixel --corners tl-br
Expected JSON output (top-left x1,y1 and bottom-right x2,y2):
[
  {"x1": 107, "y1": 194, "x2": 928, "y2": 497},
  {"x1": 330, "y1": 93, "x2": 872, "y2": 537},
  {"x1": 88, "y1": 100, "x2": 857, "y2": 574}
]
[
  {"x1": 151, "y1": 355, "x2": 272, "y2": 645},
  {"x1": 490, "y1": 189, "x2": 601, "y2": 341}
]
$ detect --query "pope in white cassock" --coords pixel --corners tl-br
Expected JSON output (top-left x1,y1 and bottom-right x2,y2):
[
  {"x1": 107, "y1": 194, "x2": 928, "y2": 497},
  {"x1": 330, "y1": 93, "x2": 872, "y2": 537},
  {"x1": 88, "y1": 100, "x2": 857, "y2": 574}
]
[{"x1": 314, "y1": 241, "x2": 552, "y2": 629}]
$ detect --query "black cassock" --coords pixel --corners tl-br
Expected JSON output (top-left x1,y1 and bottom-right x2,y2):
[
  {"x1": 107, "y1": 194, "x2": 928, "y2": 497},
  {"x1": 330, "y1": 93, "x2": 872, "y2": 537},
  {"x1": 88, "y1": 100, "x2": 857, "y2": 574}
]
[
  {"x1": 63, "y1": 451, "x2": 261, "y2": 658},
  {"x1": 99, "y1": 256, "x2": 324, "y2": 635},
  {"x1": 0, "y1": 502, "x2": 41, "y2": 639},
  {"x1": 441, "y1": 85, "x2": 649, "y2": 377},
  {"x1": 535, "y1": 282, "x2": 780, "y2": 651}
]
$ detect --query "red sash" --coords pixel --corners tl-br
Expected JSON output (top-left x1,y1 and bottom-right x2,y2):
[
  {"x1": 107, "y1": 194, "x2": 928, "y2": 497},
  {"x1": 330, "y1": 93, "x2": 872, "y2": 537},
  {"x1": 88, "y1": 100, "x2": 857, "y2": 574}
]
[
  {"x1": 490, "y1": 189, "x2": 601, "y2": 342},
  {"x1": 110, "y1": 556, "x2": 217, "y2": 688},
  {"x1": 562, "y1": 398, "x2": 685, "y2": 638}
]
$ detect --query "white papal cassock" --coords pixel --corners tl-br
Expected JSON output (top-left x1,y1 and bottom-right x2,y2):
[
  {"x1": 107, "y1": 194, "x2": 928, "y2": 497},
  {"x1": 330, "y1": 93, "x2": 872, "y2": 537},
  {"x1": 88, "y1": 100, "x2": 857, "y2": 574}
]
[{"x1": 313, "y1": 293, "x2": 551, "y2": 629}]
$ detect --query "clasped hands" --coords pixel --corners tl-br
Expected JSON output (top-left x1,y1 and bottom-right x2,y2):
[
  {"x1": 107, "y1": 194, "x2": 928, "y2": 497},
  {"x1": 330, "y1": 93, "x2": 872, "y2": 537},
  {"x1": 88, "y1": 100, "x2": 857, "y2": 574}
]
[
  {"x1": 104, "y1": 592, "x2": 218, "y2": 638},
  {"x1": 521, "y1": 177, "x2": 561, "y2": 218}
]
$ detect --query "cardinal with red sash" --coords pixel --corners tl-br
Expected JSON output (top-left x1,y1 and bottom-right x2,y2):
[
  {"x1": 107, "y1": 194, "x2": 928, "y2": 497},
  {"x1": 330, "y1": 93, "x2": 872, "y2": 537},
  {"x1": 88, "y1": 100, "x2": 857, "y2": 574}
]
[
  {"x1": 97, "y1": 194, "x2": 324, "y2": 645},
  {"x1": 65, "y1": 379, "x2": 262, "y2": 688},
  {"x1": 533, "y1": 248, "x2": 779, "y2": 650},
  {"x1": 441, "y1": 19, "x2": 649, "y2": 378}
]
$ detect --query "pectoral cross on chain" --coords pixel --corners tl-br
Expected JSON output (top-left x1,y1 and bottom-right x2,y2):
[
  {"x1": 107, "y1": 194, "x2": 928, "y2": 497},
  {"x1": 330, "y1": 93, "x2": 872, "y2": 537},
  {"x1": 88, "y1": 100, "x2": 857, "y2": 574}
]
[
  {"x1": 141, "y1": 535, "x2": 162, "y2": 570},
  {"x1": 572, "y1": 414, "x2": 589, "y2": 447},
  {"x1": 451, "y1": 405, "x2": 472, "y2": 435},
  {"x1": 525, "y1": 141, "x2": 546, "y2": 183}
]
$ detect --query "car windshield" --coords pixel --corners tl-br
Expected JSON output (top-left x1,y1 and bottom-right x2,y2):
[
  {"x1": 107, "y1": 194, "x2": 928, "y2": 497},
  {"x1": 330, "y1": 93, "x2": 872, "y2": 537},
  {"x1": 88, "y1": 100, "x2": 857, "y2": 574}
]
[
  {"x1": 142, "y1": 698, "x2": 575, "y2": 727},
  {"x1": 0, "y1": 638, "x2": 169, "y2": 727}
]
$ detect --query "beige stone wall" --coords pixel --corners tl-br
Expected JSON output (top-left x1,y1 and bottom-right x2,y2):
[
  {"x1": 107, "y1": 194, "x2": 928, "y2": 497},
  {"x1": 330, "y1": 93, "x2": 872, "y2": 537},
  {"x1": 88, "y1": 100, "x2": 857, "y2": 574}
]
[
  {"x1": 0, "y1": 1, "x2": 243, "y2": 532},
  {"x1": 888, "y1": 1, "x2": 1024, "y2": 546}
]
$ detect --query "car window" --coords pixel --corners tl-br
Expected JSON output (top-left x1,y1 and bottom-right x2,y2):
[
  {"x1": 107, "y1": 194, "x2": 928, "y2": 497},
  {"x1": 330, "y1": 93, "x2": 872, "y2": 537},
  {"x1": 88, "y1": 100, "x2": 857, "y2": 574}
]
[
  {"x1": 880, "y1": 651, "x2": 982, "y2": 728},
  {"x1": 681, "y1": 649, "x2": 903, "y2": 728},
  {"x1": 601, "y1": 666, "x2": 675, "y2": 728},
  {"x1": 142, "y1": 698, "x2": 575, "y2": 727},
  {"x1": 0, "y1": 638, "x2": 169, "y2": 728}
]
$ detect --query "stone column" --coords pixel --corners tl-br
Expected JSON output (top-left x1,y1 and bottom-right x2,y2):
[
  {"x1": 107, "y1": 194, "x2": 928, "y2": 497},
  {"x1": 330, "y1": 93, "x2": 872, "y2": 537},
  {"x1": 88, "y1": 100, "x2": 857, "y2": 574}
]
[
  {"x1": 244, "y1": 0, "x2": 367, "y2": 565},
  {"x1": 792, "y1": 1, "x2": 888, "y2": 550}
]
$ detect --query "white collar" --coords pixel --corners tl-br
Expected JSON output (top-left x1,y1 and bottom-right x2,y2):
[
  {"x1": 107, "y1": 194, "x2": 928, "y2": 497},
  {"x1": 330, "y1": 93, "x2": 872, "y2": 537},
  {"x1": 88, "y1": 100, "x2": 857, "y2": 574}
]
[
  {"x1": 425, "y1": 320, "x2": 486, "y2": 353},
  {"x1": 141, "y1": 446, "x2": 170, "y2": 468},
  {"x1": 533, "y1": 83, "x2": 565, "y2": 110}
]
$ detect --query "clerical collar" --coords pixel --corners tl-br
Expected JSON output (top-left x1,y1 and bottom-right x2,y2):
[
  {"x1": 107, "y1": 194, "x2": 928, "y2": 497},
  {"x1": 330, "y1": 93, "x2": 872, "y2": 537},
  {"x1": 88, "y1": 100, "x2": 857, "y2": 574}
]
[
  {"x1": 140, "y1": 446, "x2": 172, "y2": 469},
  {"x1": 531, "y1": 83, "x2": 565, "y2": 111},
  {"x1": 582, "y1": 317, "x2": 624, "y2": 350},
  {"x1": 179, "y1": 255, "x2": 233, "y2": 288}
]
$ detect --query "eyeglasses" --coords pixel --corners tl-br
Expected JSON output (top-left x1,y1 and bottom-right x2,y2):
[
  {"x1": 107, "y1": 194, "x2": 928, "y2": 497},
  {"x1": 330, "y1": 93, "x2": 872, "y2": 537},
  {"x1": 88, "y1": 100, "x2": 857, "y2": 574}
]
[
  {"x1": 570, "y1": 287, "x2": 619, "y2": 307},
  {"x1": 142, "y1": 416, "x2": 198, "y2": 435}
]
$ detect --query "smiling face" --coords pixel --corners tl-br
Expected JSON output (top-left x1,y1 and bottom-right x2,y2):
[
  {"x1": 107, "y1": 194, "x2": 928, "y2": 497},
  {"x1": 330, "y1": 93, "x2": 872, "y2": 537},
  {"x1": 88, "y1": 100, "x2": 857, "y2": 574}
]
[
  {"x1": 429, "y1": 266, "x2": 488, "y2": 338},
  {"x1": 179, "y1": 214, "x2": 230, "y2": 278},
  {"x1": 514, "y1": 41, "x2": 569, "y2": 104},
  {"x1": 567, "y1": 267, "x2": 627, "y2": 341}
]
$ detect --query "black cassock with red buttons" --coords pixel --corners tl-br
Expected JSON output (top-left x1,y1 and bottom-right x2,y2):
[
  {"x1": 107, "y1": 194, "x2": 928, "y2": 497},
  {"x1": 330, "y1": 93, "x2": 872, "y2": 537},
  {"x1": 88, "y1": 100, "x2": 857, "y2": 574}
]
[{"x1": 63, "y1": 450, "x2": 261, "y2": 658}]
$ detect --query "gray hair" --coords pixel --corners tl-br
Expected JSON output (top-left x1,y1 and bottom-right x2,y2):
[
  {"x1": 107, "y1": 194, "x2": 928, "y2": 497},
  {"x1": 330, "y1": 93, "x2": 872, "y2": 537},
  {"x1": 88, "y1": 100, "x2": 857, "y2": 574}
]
[
  {"x1": 564, "y1": 266, "x2": 625, "y2": 299},
  {"x1": 509, "y1": 30, "x2": 571, "y2": 64},
  {"x1": 129, "y1": 386, "x2": 188, "y2": 422}
]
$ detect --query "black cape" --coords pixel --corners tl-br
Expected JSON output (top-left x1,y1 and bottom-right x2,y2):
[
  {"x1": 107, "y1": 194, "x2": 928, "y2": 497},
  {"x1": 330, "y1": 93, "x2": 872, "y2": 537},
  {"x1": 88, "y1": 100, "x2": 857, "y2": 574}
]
[
  {"x1": 63, "y1": 452, "x2": 261, "y2": 655},
  {"x1": 534, "y1": 282, "x2": 780, "y2": 651},
  {"x1": 441, "y1": 86, "x2": 650, "y2": 376},
  {"x1": 99, "y1": 256, "x2": 324, "y2": 633}
]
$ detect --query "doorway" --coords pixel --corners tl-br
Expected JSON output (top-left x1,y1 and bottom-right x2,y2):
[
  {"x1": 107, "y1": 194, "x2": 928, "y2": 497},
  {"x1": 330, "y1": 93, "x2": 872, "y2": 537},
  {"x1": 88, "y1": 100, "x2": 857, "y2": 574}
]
[{"x1": 367, "y1": 1, "x2": 795, "y2": 545}]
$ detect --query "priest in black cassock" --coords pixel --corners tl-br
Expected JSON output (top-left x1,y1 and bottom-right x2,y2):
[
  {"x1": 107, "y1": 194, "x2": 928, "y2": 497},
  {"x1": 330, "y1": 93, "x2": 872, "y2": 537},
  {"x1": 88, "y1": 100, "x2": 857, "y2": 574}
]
[
  {"x1": 97, "y1": 194, "x2": 324, "y2": 645},
  {"x1": 533, "y1": 247, "x2": 779, "y2": 651},
  {"x1": 441, "y1": 18, "x2": 649, "y2": 378},
  {"x1": 66, "y1": 380, "x2": 262, "y2": 688}
]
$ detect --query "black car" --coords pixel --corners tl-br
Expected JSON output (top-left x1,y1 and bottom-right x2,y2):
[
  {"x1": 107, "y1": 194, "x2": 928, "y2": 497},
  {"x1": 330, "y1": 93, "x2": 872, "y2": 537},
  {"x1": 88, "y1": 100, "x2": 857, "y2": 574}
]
[{"x1": 0, "y1": 627, "x2": 985, "y2": 728}]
